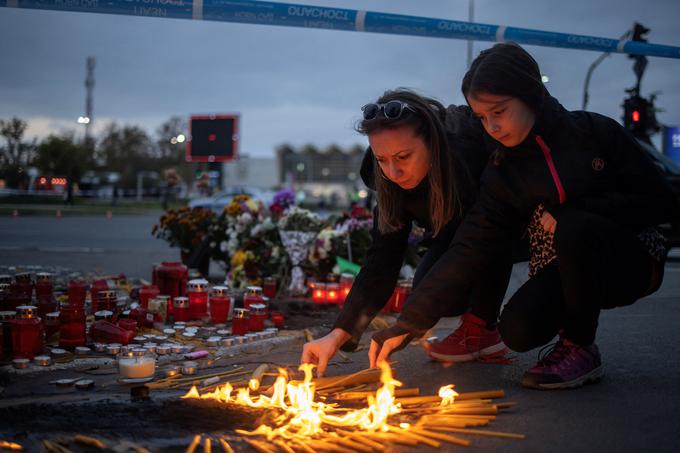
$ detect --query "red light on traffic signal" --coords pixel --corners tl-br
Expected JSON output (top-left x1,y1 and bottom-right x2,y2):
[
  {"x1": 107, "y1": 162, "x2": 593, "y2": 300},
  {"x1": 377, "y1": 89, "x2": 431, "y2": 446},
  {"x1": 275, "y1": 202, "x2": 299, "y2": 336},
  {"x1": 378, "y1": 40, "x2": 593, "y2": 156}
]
[
  {"x1": 632, "y1": 110, "x2": 640, "y2": 122},
  {"x1": 208, "y1": 133, "x2": 217, "y2": 142}
]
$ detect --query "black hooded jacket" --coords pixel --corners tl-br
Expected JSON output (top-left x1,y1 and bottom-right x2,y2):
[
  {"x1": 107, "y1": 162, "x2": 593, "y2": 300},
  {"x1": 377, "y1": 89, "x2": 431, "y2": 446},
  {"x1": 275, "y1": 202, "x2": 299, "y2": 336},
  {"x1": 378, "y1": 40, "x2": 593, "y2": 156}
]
[
  {"x1": 332, "y1": 105, "x2": 494, "y2": 351},
  {"x1": 393, "y1": 95, "x2": 680, "y2": 336}
]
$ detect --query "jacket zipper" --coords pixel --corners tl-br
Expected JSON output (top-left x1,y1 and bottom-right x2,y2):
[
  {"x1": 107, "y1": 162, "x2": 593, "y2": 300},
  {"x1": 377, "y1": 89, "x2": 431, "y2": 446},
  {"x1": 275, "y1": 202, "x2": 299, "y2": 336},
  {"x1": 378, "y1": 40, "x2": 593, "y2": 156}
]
[{"x1": 535, "y1": 135, "x2": 566, "y2": 204}]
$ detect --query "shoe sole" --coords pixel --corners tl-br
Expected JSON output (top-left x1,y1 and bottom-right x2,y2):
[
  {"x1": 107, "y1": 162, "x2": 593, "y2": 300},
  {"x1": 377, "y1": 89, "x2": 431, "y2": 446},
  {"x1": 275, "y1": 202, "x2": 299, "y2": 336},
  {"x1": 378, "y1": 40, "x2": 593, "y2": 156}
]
[
  {"x1": 428, "y1": 342, "x2": 508, "y2": 363},
  {"x1": 522, "y1": 364, "x2": 605, "y2": 390}
]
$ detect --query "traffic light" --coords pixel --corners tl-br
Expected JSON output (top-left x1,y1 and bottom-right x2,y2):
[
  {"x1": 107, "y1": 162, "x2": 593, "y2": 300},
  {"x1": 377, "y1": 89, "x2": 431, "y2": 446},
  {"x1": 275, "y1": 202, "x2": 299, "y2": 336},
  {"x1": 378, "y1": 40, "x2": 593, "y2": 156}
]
[
  {"x1": 186, "y1": 115, "x2": 239, "y2": 163},
  {"x1": 622, "y1": 94, "x2": 659, "y2": 142}
]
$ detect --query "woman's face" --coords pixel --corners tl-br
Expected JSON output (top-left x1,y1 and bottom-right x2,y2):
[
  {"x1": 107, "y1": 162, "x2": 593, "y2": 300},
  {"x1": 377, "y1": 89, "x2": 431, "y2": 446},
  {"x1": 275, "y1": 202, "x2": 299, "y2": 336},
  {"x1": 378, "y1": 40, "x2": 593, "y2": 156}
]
[
  {"x1": 467, "y1": 92, "x2": 536, "y2": 147},
  {"x1": 368, "y1": 125, "x2": 431, "y2": 190}
]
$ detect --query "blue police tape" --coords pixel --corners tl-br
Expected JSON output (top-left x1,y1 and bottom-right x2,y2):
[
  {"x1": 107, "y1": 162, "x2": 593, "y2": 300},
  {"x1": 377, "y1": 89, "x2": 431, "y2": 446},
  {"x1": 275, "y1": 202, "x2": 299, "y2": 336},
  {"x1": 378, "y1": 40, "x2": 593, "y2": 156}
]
[{"x1": 3, "y1": 0, "x2": 679, "y2": 59}]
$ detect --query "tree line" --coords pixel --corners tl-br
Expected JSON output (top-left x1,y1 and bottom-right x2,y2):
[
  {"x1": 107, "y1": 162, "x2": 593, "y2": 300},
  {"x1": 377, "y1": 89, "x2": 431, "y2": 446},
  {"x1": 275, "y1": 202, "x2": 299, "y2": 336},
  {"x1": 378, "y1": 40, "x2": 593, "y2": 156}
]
[{"x1": 0, "y1": 116, "x2": 190, "y2": 190}]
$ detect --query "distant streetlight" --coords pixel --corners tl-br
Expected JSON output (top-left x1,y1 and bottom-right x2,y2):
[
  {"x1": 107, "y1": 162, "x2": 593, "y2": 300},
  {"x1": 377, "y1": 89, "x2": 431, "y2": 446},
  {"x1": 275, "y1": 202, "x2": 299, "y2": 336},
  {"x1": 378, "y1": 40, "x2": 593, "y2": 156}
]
[
  {"x1": 541, "y1": 74, "x2": 550, "y2": 83},
  {"x1": 77, "y1": 116, "x2": 90, "y2": 124},
  {"x1": 170, "y1": 134, "x2": 187, "y2": 145}
]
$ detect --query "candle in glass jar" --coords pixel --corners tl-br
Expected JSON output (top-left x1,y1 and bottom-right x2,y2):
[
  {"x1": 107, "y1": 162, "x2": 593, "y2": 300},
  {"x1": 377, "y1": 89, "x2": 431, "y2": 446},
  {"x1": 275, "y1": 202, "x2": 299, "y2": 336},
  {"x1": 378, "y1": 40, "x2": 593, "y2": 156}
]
[
  {"x1": 187, "y1": 279, "x2": 209, "y2": 321},
  {"x1": 67, "y1": 280, "x2": 87, "y2": 306},
  {"x1": 339, "y1": 273, "x2": 354, "y2": 305},
  {"x1": 326, "y1": 283, "x2": 340, "y2": 304},
  {"x1": 173, "y1": 297, "x2": 190, "y2": 323},
  {"x1": 392, "y1": 279, "x2": 413, "y2": 313},
  {"x1": 138, "y1": 285, "x2": 160, "y2": 310},
  {"x1": 96, "y1": 290, "x2": 117, "y2": 315},
  {"x1": 0, "y1": 311, "x2": 16, "y2": 361},
  {"x1": 248, "y1": 303, "x2": 266, "y2": 332},
  {"x1": 263, "y1": 277, "x2": 277, "y2": 299},
  {"x1": 312, "y1": 283, "x2": 327, "y2": 305},
  {"x1": 209, "y1": 286, "x2": 231, "y2": 324},
  {"x1": 243, "y1": 286, "x2": 263, "y2": 310},
  {"x1": 59, "y1": 304, "x2": 86, "y2": 349},
  {"x1": 232, "y1": 308, "x2": 250, "y2": 336},
  {"x1": 10, "y1": 305, "x2": 44, "y2": 359},
  {"x1": 117, "y1": 351, "x2": 156, "y2": 379},
  {"x1": 270, "y1": 311, "x2": 285, "y2": 329}
]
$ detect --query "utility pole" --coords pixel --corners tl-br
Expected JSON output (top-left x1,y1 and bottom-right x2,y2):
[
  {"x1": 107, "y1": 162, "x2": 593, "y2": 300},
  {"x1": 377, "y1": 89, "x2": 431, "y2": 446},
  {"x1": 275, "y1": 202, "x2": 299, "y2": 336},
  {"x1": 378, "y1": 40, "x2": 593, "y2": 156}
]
[
  {"x1": 84, "y1": 56, "x2": 95, "y2": 150},
  {"x1": 466, "y1": 0, "x2": 474, "y2": 68}
]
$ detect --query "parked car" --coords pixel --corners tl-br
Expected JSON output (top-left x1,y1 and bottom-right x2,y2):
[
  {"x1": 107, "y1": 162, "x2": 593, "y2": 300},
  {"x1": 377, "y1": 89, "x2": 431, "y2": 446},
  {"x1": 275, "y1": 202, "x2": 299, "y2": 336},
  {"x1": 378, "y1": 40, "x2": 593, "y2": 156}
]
[{"x1": 188, "y1": 186, "x2": 275, "y2": 213}]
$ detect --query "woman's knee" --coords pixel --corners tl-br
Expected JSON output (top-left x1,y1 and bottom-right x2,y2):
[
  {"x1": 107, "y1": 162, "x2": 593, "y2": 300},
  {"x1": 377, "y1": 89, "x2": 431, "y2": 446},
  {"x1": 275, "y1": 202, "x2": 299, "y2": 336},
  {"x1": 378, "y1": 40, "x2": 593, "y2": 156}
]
[{"x1": 498, "y1": 310, "x2": 536, "y2": 352}]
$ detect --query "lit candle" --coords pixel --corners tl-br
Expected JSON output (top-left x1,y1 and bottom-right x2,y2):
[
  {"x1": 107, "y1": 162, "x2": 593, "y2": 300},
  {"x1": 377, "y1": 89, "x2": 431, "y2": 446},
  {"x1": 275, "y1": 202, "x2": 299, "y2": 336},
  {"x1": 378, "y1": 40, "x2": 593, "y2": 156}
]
[
  {"x1": 117, "y1": 351, "x2": 156, "y2": 379},
  {"x1": 312, "y1": 283, "x2": 327, "y2": 305},
  {"x1": 326, "y1": 283, "x2": 340, "y2": 304}
]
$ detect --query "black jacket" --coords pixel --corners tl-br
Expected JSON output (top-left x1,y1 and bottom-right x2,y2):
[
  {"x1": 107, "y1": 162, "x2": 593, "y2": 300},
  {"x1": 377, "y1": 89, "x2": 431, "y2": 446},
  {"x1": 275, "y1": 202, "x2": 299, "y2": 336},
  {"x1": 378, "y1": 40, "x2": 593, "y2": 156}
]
[
  {"x1": 333, "y1": 105, "x2": 492, "y2": 351},
  {"x1": 395, "y1": 96, "x2": 680, "y2": 335}
]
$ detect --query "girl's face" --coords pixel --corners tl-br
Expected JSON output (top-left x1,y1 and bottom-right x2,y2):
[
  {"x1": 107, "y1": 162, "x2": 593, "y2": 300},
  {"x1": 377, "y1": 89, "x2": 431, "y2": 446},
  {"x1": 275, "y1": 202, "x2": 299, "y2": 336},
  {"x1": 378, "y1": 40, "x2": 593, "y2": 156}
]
[
  {"x1": 467, "y1": 92, "x2": 536, "y2": 147},
  {"x1": 368, "y1": 125, "x2": 431, "y2": 190}
]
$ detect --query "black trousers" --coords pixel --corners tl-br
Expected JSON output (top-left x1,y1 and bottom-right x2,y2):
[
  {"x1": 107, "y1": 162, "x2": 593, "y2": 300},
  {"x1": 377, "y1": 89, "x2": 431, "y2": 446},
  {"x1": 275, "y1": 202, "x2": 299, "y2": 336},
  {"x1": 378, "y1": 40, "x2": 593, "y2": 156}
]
[
  {"x1": 413, "y1": 233, "x2": 513, "y2": 326},
  {"x1": 499, "y1": 211, "x2": 659, "y2": 351}
]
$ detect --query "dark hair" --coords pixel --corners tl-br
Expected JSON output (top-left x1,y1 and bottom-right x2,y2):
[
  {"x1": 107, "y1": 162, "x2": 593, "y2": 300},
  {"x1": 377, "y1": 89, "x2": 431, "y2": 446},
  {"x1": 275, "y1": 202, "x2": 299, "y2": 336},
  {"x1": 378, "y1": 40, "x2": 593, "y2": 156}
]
[
  {"x1": 462, "y1": 42, "x2": 547, "y2": 113},
  {"x1": 356, "y1": 89, "x2": 459, "y2": 237}
]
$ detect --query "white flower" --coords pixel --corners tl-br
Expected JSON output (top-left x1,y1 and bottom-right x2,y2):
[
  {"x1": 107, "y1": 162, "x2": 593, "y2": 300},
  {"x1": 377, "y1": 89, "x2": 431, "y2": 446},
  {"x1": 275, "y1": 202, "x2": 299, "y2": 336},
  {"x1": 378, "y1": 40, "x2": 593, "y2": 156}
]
[
  {"x1": 220, "y1": 241, "x2": 229, "y2": 252},
  {"x1": 240, "y1": 212, "x2": 253, "y2": 224},
  {"x1": 251, "y1": 224, "x2": 263, "y2": 237}
]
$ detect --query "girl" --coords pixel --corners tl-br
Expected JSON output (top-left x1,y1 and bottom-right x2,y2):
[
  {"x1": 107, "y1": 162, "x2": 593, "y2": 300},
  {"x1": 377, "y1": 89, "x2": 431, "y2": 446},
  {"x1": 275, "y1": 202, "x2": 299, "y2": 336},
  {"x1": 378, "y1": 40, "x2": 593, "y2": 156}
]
[
  {"x1": 301, "y1": 89, "x2": 514, "y2": 376},
  {"x1": 371, "y1": 43, "x2": 679, "y2": 389}
]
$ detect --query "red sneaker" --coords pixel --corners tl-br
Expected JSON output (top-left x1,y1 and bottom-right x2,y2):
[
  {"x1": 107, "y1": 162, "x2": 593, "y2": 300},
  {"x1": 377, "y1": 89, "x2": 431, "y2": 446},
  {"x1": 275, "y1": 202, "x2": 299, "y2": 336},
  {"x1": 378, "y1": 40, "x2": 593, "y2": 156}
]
[{"x1": 427, "y1": 313, "x2": 507, "y2": 362}]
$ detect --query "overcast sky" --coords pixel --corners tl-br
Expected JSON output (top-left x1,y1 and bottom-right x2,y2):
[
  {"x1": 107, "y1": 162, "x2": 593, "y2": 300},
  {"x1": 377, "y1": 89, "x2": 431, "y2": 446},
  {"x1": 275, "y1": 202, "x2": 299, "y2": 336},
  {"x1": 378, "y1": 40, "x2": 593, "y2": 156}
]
[{"x1": 1, "y1": 0, "x2": 679, "y2": 156}]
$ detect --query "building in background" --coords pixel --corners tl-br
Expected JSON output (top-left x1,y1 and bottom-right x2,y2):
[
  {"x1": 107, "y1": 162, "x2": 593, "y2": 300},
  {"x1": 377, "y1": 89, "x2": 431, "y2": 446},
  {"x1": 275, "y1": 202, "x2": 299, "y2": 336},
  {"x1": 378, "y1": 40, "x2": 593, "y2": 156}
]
[{"x1": 220, "y1": 154, "x2": 278, "y2": 189}]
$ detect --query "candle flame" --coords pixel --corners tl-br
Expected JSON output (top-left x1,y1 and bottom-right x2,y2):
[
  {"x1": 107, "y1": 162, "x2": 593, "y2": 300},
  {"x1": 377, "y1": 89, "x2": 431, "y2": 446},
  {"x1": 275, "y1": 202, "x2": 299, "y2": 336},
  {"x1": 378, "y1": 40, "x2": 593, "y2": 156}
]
[
  {"x1": 182, "y1": 362, "x2": 403, "y2": 440},
  {"x1": 438, "y1": 384, "x2": 458, "y2": 406}
]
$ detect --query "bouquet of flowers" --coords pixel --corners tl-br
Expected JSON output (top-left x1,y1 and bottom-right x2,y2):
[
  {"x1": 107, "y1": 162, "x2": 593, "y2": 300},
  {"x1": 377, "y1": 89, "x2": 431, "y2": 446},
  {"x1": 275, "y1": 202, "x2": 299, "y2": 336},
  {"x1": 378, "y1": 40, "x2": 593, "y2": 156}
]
[
  {"x1": 307, "y1": 204, "x2": 373, "y2": 279},
  {"x1": 278, "y1": 206, "x2": 325, "y2": 294},
  {"x1": 152, "y1": 207, "x2": 216, "y2": 254},
  {"x1": 210, "y1": 195, "x2": 289, "y2": 289}
]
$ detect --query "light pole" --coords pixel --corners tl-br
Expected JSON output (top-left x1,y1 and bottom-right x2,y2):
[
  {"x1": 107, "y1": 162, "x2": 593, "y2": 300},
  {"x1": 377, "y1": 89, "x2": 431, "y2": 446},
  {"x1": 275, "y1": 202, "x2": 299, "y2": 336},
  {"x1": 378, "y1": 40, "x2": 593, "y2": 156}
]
[{"x1": 466, "y1": 0, "x2": 475, "y2": 69}]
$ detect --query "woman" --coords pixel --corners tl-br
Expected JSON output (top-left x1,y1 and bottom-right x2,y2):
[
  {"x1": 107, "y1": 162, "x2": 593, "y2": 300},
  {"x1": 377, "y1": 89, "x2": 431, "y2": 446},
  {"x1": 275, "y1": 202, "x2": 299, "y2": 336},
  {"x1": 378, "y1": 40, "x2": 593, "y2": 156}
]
[
  {"x1": 301, "y1": 89, "x2": 513, "y2": 376},
  {"x1": 371, "y1": 43, "x2": 680, "y2": 389}
]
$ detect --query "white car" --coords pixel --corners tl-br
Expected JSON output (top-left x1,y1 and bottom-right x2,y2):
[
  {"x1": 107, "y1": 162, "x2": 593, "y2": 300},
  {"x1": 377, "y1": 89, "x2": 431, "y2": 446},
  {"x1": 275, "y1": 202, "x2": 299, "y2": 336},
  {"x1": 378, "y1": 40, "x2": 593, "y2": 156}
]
[{"x1": 188, "y1": 187, "x2": 275, "y2": 214}]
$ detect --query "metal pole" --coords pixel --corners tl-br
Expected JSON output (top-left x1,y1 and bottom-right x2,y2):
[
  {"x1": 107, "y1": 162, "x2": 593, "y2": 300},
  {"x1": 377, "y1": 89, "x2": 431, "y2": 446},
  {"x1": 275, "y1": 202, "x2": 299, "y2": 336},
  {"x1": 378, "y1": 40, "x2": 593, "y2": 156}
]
[{"x1": 466, "y1": 0, "x2": 474, "y2": 68}]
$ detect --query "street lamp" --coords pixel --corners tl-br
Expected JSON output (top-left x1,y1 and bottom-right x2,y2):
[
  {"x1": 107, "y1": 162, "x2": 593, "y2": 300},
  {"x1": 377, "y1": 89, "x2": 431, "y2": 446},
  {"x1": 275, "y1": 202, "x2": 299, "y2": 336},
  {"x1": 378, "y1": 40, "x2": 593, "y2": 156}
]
[{"x1": 77, "y1": 116, "x2": 90, "y2": 124}]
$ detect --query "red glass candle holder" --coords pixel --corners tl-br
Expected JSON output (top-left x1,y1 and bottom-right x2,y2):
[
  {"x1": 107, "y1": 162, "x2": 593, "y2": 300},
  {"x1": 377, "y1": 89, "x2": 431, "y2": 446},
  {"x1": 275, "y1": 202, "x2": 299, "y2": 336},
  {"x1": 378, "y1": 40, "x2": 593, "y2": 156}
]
[
  {"x1": 89, "y1": 320, "x2": 134, "y2": 345},
  {"x1": 11, "y1": 305, "x2": 44, "y2": 359},
  {"x1": 263, "y1": 277, "x2": 277, "y2": 299},
  {"x1": 173, "y1": 297, "x2": 190, "y2": 323},
  {"x1": 7, "y1": 283, "x2": 31, "y2": 311},
  {"x1": 312, "y1": 283, "x2": 327, "y2": 305},
  {"x1": 243, "y1": 286, "x2": 264, "y2": 310},
  {"x1": 95, "y1": 290, "x2": 118, "y2": 316},
  {"x1": 44, "y1": 311, "x2": 60, "y2": 341},
  {"x1": 0, "y1": 311, "x2": 16, "y2": 360},
  {"x1": 59, "y1": 304, "x2": 86, "y2": 349},
  {"x1": 326, "y1": 283, "x2": 340, "y2": 305},
  {"x1": 153, "y1": 262, "x2": 188, "y2": 299},
  {"x1": 271, "y1": 311, "x2": 285, "y2": 329},
  {"x1": 392, "y1": 280, "x2": 412, "y2": 313},
  {"x1": 118, "y1": 318, "x2": 138, "y2": 335},
  {"x1": 210, "y1": 286, "x2": 231, "y2": 324},
  {"x1": 232, "y1": 308, "x2": 250, "y2": 336},
  {"x1": 139, "y1": 285, "x2": 160, "y2": 310},
  {"x1": 382, "y1": 286, "x2": 398, "y2": 314},
  {"x1": 13, "y1": 273, "x2": 34, "y2": 299},
  {"x1": 187, "y1": 279, "x2": 209, "y2": 321},
  {"x1": 67, "y1": 280, "x2": 87, "y2": 306},
  {"x1": 339, "y1": 273, "x2": 354, "y2": 306},
  {"x1": 248, "y1": 303, "x2": 266, "y2": 332}
]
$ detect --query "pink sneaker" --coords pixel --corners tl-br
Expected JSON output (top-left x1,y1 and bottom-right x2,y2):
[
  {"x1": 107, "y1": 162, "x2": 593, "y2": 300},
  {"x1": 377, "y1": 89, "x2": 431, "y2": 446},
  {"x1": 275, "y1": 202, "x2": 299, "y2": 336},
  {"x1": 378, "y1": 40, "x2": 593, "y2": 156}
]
[{"x1": 427, "y1": 313, "x2": 508, "y2": 362}]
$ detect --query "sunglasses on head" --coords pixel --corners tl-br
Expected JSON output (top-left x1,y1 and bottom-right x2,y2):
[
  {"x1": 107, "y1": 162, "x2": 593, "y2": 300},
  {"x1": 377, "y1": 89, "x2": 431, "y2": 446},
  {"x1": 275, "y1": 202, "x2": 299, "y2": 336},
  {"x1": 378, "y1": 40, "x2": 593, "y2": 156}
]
[{"x1": 361, "y1": 100, "x2": 416, "y2": 120}]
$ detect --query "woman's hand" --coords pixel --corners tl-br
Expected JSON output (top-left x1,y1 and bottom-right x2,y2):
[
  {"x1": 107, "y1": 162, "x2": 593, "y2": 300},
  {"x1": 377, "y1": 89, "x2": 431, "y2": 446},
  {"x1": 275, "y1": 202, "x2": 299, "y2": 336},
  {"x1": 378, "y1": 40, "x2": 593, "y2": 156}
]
[
  {"x1": 540, "y1": 211, "x2": 557, "y2": 234},
  {"x1": 300, "y1": 328, "x2": 351, "y2": 377}
]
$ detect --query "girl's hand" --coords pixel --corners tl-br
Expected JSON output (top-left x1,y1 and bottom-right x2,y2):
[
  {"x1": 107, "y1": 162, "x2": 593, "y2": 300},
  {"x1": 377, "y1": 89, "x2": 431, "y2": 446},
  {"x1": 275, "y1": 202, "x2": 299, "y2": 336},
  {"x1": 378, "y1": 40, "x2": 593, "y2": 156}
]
[
  {"x1": 369, "y1": 325, "x2": 414, "y2": 368},
  {"x1": 540, "y1": 211, "x2": 557, "y2": 234}
]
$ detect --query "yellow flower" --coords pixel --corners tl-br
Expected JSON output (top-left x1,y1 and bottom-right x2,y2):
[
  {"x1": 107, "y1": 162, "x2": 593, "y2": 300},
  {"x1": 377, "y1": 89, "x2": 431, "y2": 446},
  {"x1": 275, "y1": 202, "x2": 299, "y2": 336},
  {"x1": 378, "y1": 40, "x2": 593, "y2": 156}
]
[{"x1": 231, "y1": 249, "x2": 247, "y2": 267}]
